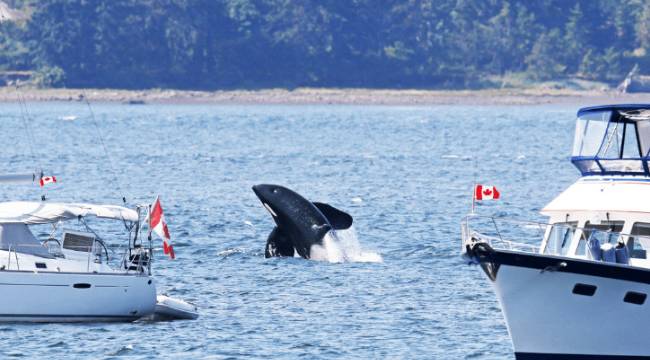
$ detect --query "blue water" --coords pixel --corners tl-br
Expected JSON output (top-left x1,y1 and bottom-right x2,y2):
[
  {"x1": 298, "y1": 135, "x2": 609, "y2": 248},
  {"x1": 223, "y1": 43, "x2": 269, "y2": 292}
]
[{"x1": 0, "y1": 102, "x2": 583, "y2": 359}]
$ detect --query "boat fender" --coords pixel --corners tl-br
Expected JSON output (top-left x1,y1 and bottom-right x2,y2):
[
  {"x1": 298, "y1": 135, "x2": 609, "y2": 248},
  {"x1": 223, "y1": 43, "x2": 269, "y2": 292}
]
[
  {"x1": 463, "y1": 243, "x2": 479, "y2": 265},
  {"x1": 472, "y1": 242, "x2": 495, "y2": 261},
  {"x1": 601, "y1": 243, "x2": 616, "y2": 263},
  {"x1": 463, "y1": 237, "x2": 490, "y2": 264},
  {"x1": 615, "y1": 242, "x2": 630, "y2": 264},
  {"x1": 471, "y1": 242, "x2": 500, "y2": 281}
]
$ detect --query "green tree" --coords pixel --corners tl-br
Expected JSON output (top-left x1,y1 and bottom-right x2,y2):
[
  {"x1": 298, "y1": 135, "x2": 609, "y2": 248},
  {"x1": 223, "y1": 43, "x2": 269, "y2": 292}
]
[
  {"x1": 525, "y1": 29, "x2": 567, "y2": 81},
  {"x1": 0, "y1": 0, "x2": 642, "y2": 89},
  {"x1": 563, "y1": 3, "x2": 589, "y2": 73}
]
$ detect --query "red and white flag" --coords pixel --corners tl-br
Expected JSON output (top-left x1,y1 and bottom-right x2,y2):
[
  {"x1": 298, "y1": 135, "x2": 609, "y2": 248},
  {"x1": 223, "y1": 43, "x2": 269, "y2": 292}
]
[
  {"x1": 39, "y1": 176, "x2": 57, "y2": 187},
  {"x1": 475, "y1": 184, "x2": 500, "y2": 200},
  {"x1": 150, "y1": 196, "x2": 175, "y2": 259}
]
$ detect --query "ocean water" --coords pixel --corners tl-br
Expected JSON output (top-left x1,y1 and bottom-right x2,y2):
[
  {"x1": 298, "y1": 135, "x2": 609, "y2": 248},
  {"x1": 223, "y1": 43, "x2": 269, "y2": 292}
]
[{"x1": 0, "y1": 102, "x2": 583, "y2": 359}]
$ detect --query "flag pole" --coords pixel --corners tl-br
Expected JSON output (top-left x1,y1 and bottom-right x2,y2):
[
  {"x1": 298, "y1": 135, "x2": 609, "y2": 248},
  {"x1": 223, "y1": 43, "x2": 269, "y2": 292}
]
[
  {"x1": 471, "y1": 184, "x2": 475, "y2": 214},
  {"x1": 148, "y1": 197, "x2": 155, "y2": 241},
  {"x1": 471, "y1": 156, "x2": 477, "y2": 215},
  {"x1": 148, "y1": 199, "x2": 154, "y2": 275}
]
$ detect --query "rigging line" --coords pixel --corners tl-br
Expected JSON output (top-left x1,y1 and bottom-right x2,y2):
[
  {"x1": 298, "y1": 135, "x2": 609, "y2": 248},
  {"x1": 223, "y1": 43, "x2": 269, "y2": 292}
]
[
  {"x1": 15, "y1": 87, "x2": 40, "y2": 172},
  {"x1": 15, "y1": 88, "x2": 45, "y2": 202},
  {"x1": 80, "y1": 91, "x2": 128, "y2": 205}
]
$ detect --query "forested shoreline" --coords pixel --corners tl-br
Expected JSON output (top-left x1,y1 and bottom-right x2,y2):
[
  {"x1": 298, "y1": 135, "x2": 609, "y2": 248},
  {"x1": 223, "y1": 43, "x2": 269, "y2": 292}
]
[{"x1": 1, "y1": 0, "x2": 650, "y2": 90}]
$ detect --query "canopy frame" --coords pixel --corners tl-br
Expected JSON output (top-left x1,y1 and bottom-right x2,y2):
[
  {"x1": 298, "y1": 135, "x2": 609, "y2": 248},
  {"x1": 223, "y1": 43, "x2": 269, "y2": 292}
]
[
  {"x1": 572, "y1": 104, "x2": 650, "y2": 176},
  {"x1": 0, "y1": 201, "x2": 139, "y2": 225}
]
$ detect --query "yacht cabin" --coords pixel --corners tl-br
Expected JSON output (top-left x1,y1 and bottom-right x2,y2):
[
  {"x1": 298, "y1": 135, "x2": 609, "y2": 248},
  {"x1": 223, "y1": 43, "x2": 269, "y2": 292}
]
[{"x1": 540, "y1": 105, "x2": 650, "y2": 268}]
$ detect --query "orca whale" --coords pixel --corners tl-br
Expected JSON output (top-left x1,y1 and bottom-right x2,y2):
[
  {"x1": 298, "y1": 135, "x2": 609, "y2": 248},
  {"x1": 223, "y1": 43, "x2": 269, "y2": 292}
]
[{"x1": 252, "y1": 184, "x2": 353, "y2": 259}]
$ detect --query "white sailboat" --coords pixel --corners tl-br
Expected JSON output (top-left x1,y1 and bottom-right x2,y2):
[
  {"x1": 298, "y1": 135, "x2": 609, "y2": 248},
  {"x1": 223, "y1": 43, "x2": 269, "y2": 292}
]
[
  {"x1": 0, "y1": 186, "x2": 156, "y2": 322},
  {"x1": 0, "y1": 97, "x2": 197, "y2": 322}
]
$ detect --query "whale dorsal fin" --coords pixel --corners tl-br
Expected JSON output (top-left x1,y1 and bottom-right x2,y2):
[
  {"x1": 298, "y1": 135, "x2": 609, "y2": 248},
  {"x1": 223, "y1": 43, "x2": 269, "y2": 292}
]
[{"x1": 312, "y1": 202, "x2": 353, "y2": 230}]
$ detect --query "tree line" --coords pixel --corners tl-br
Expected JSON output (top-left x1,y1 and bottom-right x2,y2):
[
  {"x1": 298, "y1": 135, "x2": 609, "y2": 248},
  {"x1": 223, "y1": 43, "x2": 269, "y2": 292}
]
[{"x1": 1, "y1": 0, "x2": 649, "y2": 89}]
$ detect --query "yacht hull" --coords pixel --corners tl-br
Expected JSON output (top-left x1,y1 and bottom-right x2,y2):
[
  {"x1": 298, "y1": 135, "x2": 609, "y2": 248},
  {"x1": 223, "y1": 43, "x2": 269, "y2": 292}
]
[
  {"x1": 474, "y1": 248, "x2": 650, "y2": 359},
  {"x1": 0, "y1": 271, "x2": 156, "y2": 322}
]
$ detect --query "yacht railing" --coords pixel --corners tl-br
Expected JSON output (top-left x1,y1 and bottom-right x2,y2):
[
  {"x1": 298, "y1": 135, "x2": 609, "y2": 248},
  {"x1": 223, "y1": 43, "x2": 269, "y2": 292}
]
[
  {"x1": 462, "y1": 215, "x2": 547, "y2": 254},
  {"x1": 462, "y1": 215, "x2": 650, "y2": 258},
  {"x1": 465, "y1": 231, "x2": 541, "y2": 253}
]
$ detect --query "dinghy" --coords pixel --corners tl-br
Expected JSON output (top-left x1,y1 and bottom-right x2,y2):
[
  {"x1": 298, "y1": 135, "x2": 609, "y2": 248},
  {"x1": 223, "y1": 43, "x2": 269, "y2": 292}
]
[{"x1": 153, "y1": 295, "x2": 199, "y2": 320}]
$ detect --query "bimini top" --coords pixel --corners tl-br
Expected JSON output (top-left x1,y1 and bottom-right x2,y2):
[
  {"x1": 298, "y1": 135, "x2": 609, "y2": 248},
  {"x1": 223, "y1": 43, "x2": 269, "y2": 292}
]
[
  {"x1": 0, "y1": 201, "x2": 138, "y2": 224},
  {"x1": 542, "y1": 177, "x2": 650, "y2": 215},
  {"x1": 572, "y1": 104, "x2": 650, "y2": 176}
]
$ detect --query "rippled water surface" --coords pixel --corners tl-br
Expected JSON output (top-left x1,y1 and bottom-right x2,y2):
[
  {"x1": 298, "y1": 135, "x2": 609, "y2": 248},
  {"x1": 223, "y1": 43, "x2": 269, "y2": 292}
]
[{"x1": 0, "y1": 102, "x2": 583, "y2": 359}]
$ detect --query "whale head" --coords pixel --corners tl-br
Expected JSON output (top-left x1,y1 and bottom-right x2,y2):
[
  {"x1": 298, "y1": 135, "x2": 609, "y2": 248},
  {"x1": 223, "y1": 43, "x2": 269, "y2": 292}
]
[{"x1": 252, "y1": 184, "x2": 353, "y2": 258}]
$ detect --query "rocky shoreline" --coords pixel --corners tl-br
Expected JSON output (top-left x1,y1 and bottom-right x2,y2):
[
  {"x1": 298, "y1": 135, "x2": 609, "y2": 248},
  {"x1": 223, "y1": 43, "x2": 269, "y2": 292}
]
[{"x1": 0, "y1": 86, "x2": 647, "y2": 106}]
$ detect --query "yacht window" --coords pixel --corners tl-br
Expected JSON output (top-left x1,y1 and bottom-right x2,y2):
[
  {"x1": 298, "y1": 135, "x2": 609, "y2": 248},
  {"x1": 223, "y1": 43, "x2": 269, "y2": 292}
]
[
  {"x1": 576, "y1": 236, "x2": 586, "y2": 256},
  {"x1": 597, "y1": 121, "x2": 641, "y2": 159},
  {"x1": 598, "y1": 121, "x2": 623, "y2": 158},
  {"x1": 622, "y1": 122, "x2": 641, "y2": 158},
  {"x1": 544, "y1": 222, "x2": 577, "y2": 256},
  {"x1": 637, "y1": 120, "x2": 650, "y2": 156},
  {"x1": 629, "y1": 223, "x2": 650, "y2": 259},
  {"x1": 584, "y1": 221, "x2": 624, "y2": 243},
  {"x1": 576, "y1": 221, "x2": 624, "y2": 256},
  {"x1": 573, "y1": 111, "x2": 611, "y2": 157}
]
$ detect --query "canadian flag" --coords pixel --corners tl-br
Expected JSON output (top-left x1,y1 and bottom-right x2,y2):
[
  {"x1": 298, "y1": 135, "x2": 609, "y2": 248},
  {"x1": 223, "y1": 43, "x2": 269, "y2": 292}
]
[
  {"x1": 39, "y1": 176, "x2": 57, "y2": 187},
  {"x1": 150, "y1": 196, "x2": 175, "y2": 259},
  {"x1": 475, "y1": 184, "x2": 500, "y2": 200}
]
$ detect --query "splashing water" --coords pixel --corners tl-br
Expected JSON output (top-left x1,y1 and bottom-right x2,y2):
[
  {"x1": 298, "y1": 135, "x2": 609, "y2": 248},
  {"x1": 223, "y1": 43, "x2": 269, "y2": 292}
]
[{"x1": 310, "y1": 226, "x2": 382, "y2": 263}]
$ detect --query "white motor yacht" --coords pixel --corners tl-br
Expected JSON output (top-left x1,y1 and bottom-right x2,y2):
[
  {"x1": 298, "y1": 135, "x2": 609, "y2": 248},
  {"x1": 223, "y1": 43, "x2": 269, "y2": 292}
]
[
  {"x1": 462, "y1": 104, "x2": 650, "y2": 359},
  {"x1": 0, "y1": 193, "x2": 156, "y2": 322}
]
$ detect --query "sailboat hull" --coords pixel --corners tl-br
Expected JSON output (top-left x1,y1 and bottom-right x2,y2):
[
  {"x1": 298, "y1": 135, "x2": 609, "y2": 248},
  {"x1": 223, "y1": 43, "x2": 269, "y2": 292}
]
[{"x1": 0, "y1": 271, "x2": 156, "y2": 322}]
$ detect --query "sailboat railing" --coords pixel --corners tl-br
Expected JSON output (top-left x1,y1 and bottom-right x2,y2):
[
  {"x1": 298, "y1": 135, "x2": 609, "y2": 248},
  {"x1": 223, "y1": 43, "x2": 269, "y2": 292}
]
[
  {"x1": 0, "y1": 205, "x2": 153, "y2": 274},
  {"x1": 0, "y1": 241, "x2": 139, "y2": 273}
]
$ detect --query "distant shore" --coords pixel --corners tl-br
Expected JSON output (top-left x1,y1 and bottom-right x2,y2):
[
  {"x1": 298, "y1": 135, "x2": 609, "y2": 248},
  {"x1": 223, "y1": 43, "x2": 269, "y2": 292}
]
[{"x1": 0, "y1": 86, "x2": 647, "y2": 106}]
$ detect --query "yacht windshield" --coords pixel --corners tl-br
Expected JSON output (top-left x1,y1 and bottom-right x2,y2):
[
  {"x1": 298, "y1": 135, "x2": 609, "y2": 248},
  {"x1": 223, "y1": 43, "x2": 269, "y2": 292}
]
[
  {"x1": 572, "y1": 107, "x2": 650, "y2": 175},
  {"x1": 544, "y1": 222, "x2": 577, "y2": 256},
  {"x1": 582, "y1": 221, "x2": 624, "y2": 244},
  {"x1": 629, "y1": 223, "x2": 650, "y2": 259},
  {"x1": 573, "y1": 110, "x2": 611, "y2": 158}
]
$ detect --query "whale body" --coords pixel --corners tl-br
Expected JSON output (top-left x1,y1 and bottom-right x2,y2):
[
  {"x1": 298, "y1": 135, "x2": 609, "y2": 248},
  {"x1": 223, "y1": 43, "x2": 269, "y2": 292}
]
[{"x1": 252, "y1": 184, "x2": 353, "y2": 258}]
